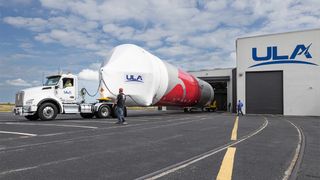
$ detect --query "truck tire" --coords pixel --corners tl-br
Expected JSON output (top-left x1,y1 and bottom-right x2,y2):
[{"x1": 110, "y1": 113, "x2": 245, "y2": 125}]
[
  {"x1": 25, "y1": 114, "x2": 39, "y2": 121},
  {"x1": 96, "y1": 105, "x2": 111, "y2": 118},
  {"x1": 38, "y1": 102, "x2": 58, "y2": 121},
  {"x1": 80, "y1": 113, "x2": 95, "y2": 119},
  {"x1": 111, "y1": 107, "x2": 117, "y2": 118},
  {"x1": 124, "y1": 106, "x2": 127, "y2": 117}
]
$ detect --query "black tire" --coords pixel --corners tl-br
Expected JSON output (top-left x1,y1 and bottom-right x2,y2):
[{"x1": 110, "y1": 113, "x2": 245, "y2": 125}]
[
  {"x1": 80, "y1": 113, "x2": 95, "y2": 119},
  {"x1": 38, "y1": 102, "x2": 58, "y2": 121},
  {"x1": 25, "y1": 114, "x2": 39, "y2": 121},
  {"x1": 184, "y1": 108, "x2": 189, "y2": 112},
  {"x1": 124, "y1": 106, "x2": 127, "y2": 117},
  {"x1": 96, "y1": 105, "x2": 111, "y2": 118}
]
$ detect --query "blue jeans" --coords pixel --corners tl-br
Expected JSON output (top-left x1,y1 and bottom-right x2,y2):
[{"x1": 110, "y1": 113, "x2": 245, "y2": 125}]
[
  {"x1": 116, "y1": 107, "x2": 125, "y2": 123},
  {"x1": 237, "y1": 108, "x2": 244, "y2": 116}
]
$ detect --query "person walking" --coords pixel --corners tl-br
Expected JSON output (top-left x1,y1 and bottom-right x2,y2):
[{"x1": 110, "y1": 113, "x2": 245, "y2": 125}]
[
  {"x1": 237, "y1": 100, "x2": 244, "y2": 116},
  {"x1": 114, "y1": 88, "x2": 127, "y2": 125}
]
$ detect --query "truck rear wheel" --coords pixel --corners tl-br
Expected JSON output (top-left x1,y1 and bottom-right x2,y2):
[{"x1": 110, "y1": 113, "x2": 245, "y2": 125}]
[
  {"x1": 80, "y1": 113, "x2": 94, "y2": 119},
  {"x1": 38, "y1": 102, "x2": 58, "y2": 121},
  {"x1": 96, "y1": 105, "x2": 111, "y2": 118},
  {"x1": 25, "y1": 114, "x2": 39, "y2": 121}
]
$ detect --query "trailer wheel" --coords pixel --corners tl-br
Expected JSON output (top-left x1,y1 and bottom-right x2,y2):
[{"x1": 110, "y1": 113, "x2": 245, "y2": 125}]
[
  {"x1": 25, "y1": 114, "x2": 39, "y2": 121},
  {"x1": 38, "y1": 102, "x2": 58, "y2": 121},
  {"x1": 96, "y1": 105, "x2": 111, "y2": 118},
  {"x1": 80, "y1": 113, "x2": 94, "y2": 119}
]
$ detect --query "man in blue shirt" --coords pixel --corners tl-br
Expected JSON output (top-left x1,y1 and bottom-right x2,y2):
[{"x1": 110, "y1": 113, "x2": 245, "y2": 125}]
[{"x1": 237, "y1": 100, "x2": 244, "y2": 116}]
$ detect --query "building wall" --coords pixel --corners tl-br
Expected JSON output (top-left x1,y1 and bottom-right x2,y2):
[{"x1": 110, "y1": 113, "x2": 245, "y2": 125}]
[
  {"x1": 237, "y1": 29, "x2": 320, "y2": 116},
  {"x1": 190, "y1": 69, "x2": 233, "y2": 111}
]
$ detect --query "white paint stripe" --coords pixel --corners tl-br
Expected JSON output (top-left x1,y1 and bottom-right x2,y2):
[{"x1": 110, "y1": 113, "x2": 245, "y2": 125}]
[
  {"x1": 38, "y1": 133, "x2": 65, "y2": 137},
  {"x1": 0, "y1": 166, "x2": 37, "y2": 175},
  {"x1": 129, "y1": 119, "x2": 149, "y2": 122},
  {"x1": 0, "y1": 135, "x2": 184, "y2": 176},
  {"x1": 3, "y1": 122, "x2": 97, "y2": 129},
  {"x1": 282, "y1": 120, "x2": 303, "y2": 180},
  {"x1": 135, "y1": 117, "x2": 269, "y2": 180},
  {"x1": 0, "y1": 131, "x2": 37, "y2": 137},
  {"x1": 0, "y1": 157, "x2": 81, "y2": 176},
  {"x1": 1, "y1": 115, "x2": 218, "y2": 151},
  {"x1": 65, "y1": 120, "x2": 115, "y2": 124}
]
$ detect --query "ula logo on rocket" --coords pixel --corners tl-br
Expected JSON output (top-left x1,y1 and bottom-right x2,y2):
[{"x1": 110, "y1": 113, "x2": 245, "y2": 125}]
[
  {"x1": 125, "y1": 75, "x2": 143, "y2": 83},
  {"x1": 250, "y1": 44, "x2": 317, "y2": 68}
]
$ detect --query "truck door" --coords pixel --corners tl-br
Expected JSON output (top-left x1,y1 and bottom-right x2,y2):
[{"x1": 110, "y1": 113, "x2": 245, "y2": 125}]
[{"x1": 58, "y1": 78, "x2": 76, "y2": 103}]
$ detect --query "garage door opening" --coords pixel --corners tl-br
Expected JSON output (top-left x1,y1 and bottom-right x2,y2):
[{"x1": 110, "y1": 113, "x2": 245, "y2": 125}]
[
  {"x1": 211, "y1": 82, "x2": 228, "y2": 111},
  {"x1": 199, "y1": 76, "x2": 229, "y2": 112},
  {"x1": 246, "y1": 71, "x2": 283, "y2": 114}
]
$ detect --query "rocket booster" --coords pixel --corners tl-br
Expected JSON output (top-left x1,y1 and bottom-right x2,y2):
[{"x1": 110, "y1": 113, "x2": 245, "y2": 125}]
[{"x1": 99, "y1": 44, "x2": 214, "y2": 107}]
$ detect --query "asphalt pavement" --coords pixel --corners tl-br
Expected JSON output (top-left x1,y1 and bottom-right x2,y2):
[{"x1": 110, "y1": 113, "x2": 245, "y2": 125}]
[{"x1": 0, "y1": 110, "x2": 318, "y2": 180}]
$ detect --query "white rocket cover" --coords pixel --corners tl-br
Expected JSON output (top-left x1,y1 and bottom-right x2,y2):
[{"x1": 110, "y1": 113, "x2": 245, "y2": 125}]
[{"x1": 100, "y1": 44, "x2": 169, "y2": 106}]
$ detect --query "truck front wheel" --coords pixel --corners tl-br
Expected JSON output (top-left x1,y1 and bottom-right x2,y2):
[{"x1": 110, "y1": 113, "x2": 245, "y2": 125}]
[
  {"x1": 96, "y1": 105, "x2": 111, "y2": 118},
  {"x1": 38, "y1": 102, "x2": 58, "y2": 121}
]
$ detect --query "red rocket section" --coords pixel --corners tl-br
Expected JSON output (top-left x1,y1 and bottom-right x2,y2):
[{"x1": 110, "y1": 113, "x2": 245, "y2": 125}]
[{"x1": 156, "y1": 69, "x2": 201, "y2": 107}]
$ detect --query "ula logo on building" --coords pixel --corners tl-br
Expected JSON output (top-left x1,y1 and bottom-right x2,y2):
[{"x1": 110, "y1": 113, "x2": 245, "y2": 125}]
[
  {"x1": 125, "y1": 75, "x2": 143, "y2": 83},
  {"x1": 250, "y1": 44, "x2": 317, "y2": 68}
]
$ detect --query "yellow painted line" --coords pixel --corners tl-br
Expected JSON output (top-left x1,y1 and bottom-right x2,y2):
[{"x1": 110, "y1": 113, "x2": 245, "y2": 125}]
[
  {"x1": 231, "y1": 116, "x2": 238, "y2": 140},
  {"x1": 216, "y1": 147, "x2": 237, "y2": 180}
]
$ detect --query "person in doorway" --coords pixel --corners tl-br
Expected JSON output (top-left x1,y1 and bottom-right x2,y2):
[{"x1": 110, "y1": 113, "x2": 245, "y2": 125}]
[
  {"x1": 237, "y1": 100, "x2": 244, "y2": 116},
  {"x1": 114, "y1": 88, "x2": 127, "y2": 125},
  {"x1": 64, "y1": 79, "x2": 73, "y2": 88}
]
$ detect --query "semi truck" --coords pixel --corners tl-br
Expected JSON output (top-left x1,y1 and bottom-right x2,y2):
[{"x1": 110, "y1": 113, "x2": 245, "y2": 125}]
[{"x1": 13, "y1": 44, "x2": 214, "y2": 120}]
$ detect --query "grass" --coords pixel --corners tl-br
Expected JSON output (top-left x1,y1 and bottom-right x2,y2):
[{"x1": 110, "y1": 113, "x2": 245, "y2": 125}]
[{"x1": 0, "y1": 103, "x2": 14, "y2": 112}]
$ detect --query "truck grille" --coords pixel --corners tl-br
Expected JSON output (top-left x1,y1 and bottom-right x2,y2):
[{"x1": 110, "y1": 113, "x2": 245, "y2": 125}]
[{"x1": 15, "y1": 91, "x2": 24, "y2": 106}]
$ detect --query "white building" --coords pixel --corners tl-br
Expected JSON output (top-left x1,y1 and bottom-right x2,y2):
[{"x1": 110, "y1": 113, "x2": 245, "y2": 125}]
[{"x1": 236, "y1": 29, "x2": 320, "y2": 116}]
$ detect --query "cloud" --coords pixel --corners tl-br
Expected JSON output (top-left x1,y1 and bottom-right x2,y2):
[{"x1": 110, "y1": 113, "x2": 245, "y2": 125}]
[
  {"x1": 35, "y1": 29, "x2": 100, "y2": 50},
  {"x1": 0, "y1": 0, "x2": 34, "y2": 7},
  {"x1": 10, "y1": 53, "x2": 37, "y2": 60},
  {"x1": 6, "y1": 79, "x2": 32, "y2": 87},
  {"x1": 20, "y1": 42, "x2": 33, "y2": 49},
  {"x1": 78, "y1": 69, "x2": 99, "y2": 81},
  {"x1": 3, "y1": 16, "x2": 48, "y2": 31},
  {"x1": 3, "y1": 0, "x2": 320, "y2": 72}
]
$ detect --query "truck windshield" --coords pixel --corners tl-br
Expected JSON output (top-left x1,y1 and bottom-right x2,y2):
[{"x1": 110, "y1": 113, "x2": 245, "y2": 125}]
[{"x1": 44, "y1": 76, "x2": 61, "y2": 86}]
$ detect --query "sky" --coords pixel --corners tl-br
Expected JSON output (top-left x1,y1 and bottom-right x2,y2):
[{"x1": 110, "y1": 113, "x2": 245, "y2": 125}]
[{"x1": 0, "y1": 0, "x2": 320, "y2": 103}]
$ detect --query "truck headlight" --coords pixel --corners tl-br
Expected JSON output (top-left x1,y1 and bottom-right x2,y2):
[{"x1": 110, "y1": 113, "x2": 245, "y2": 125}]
[{"x1": 26, "y1": 99, "x2": 34, "y2": 105}]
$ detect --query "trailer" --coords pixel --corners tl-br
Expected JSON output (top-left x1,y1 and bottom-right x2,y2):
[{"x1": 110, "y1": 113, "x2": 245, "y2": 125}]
[{"x1": 13, "y1": 44, "x2": 214, "y2": 120}]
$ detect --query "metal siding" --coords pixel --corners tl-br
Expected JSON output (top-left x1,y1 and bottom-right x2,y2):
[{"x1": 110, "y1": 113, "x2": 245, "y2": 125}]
[
  {"x1": 232, "y1": 68, "x2": 237, "y2": 113},
  {"x1": 246, "y1": 71, "x2": 283, "y2": 114}
]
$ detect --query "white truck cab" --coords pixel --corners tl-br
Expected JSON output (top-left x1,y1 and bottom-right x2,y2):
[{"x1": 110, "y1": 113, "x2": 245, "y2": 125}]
[{"x1": 13, "y1": 73, "x2": 124, "y2": 121}]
